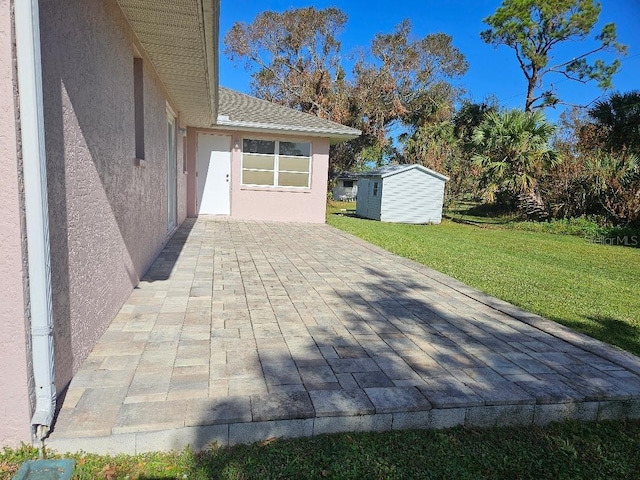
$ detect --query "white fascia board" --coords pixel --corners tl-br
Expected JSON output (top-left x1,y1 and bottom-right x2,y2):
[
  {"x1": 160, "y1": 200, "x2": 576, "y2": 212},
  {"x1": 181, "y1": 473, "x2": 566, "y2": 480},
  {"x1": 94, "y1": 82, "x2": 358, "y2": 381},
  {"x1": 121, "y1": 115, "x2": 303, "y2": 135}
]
[
  {"x1": 358, "y1": 165, "x2": 449, "y2": 181},
  {"x1": 381, "y1": 165, "x2": 450, "y2": 182},
  {"x1": 213, "y1": 118, "x2": 361, "y2": 142},
  {"x1": 201, "y1": 0, "x2": 218, "y2": 125}
]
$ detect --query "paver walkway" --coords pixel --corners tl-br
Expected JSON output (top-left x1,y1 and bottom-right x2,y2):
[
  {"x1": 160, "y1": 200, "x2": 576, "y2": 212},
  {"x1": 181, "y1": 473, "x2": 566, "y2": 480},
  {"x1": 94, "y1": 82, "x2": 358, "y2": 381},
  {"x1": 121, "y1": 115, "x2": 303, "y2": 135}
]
[{"x1": 48, "y1": 218, "x2": 640, "y2": 454}]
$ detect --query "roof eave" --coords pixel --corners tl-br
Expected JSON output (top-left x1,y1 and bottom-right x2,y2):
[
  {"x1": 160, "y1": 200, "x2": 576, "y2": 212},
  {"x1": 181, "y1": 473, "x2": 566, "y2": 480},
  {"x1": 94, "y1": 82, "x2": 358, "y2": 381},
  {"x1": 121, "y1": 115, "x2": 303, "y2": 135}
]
[
  {"x1": 212, "y1": 119, "x2": 361, "y2": 143},
  {"x1": 358, "y1": 165, "x2": 450, "y2": 181},
  {"x1": 328, "y1": 134, "x2": 361, "y2": 145},
  {"x1": 201, "y1": 0, "x2": 218, "y2": 125},
  {"x1": 116, "y1": 0, "x2": 219, "y2": 128},
  {"x1": 381, "y1": 168, "x2": 450, "y2": 181}
]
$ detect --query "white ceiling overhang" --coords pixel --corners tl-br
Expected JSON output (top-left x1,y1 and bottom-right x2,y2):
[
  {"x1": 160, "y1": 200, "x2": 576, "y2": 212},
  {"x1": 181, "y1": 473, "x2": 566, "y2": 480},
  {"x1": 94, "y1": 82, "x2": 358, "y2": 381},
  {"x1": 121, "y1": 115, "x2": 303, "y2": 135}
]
[{"x1": 116, "y1": 0, "x2": 218, "y2": 127}]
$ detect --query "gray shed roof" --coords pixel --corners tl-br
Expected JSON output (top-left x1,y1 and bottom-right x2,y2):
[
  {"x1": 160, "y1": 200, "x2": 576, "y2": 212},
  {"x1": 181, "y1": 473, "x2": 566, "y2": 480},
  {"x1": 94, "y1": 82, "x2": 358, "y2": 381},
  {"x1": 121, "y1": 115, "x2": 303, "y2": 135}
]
[
  {"x1": 358, "y1": 164, "x2": 449, "y2": 182},
  {"x1": 335, "y1": 172, "x2": 359, "y2": 180},
  {"x1": 215, "y1": 87, "x2": 361, "y2": 143}
]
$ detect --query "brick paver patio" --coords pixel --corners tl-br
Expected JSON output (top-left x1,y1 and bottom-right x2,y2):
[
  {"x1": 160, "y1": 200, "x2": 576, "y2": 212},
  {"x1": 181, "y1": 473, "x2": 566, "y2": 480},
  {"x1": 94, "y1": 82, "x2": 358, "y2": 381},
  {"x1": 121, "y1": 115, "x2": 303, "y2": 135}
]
[{"x1": 48, "y1": 218, "x2": 640, "y2": 454}]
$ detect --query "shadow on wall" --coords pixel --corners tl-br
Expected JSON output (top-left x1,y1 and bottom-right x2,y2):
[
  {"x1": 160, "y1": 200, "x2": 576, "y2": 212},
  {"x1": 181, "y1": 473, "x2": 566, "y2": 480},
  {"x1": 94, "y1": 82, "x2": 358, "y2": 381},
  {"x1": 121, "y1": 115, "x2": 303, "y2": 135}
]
[
  {"x1": 38, "y1": 0, "x2": 175, "y2": 393},
  {"x1": 40, "y1": 0, "x2": 171, "y2": 277},
  {"x1": 40, "y1": 25, "x2": 73, "y2": 395}
]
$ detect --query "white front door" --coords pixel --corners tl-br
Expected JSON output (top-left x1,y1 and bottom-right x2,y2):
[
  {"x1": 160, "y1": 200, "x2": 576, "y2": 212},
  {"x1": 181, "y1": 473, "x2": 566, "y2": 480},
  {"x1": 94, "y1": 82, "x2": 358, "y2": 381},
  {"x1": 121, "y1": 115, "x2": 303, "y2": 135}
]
[{"x1": 196, "y1": 134, "x2": 231, "y2": 215}]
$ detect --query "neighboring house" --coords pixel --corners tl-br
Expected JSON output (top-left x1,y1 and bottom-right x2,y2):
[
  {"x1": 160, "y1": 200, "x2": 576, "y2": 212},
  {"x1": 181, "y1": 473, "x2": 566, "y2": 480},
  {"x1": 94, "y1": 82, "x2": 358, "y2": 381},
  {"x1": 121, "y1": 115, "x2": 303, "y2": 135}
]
[
  {"x1": 0, "y1": 0, "x2": 359, "y2": 446},
  {"x1": 331, "y1": 173, "x2": 359, "y2": 201},
  {"x1": 356, "y1": 165, "x2": 448, "y2": 224}
]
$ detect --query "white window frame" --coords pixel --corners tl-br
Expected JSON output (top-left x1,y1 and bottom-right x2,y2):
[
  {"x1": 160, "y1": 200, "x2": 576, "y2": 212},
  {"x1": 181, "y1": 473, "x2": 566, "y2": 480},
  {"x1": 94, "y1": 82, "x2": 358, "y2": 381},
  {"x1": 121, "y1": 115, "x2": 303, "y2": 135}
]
[
  {"x1": 241, "y1": 138, "x2": 312, "y2": 189},
  {"x1": 166, "y1": 107, "x2": 177, "y2": 232}
]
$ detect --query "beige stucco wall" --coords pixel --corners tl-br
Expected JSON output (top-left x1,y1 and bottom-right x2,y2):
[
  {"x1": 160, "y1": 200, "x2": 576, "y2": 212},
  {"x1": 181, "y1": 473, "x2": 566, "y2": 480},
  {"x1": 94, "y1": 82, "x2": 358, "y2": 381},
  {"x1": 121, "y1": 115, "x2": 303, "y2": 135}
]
[
  {"x1": 186, "y1": 128, "x2": 329, "y2": 223},
  {"x1": 0, "y1": 0, "x2": 33, "y2": 446},
  {"x1": 39, "y1": 0, "x2": 186, "y2": 391}
]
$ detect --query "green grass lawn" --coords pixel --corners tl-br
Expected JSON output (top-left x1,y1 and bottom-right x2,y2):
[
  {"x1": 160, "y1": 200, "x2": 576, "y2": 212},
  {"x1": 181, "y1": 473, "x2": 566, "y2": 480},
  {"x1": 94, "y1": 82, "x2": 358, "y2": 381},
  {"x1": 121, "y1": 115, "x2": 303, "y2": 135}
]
[
  {"x1": 444, "y1": 200, "x2": 520, "y2": 226},
  {"x1": 3, "y1": 420, "x2": 640, "y2": 479},
  {"x1": 327, "y1": 201, "x2": 640, "y2": 356}
]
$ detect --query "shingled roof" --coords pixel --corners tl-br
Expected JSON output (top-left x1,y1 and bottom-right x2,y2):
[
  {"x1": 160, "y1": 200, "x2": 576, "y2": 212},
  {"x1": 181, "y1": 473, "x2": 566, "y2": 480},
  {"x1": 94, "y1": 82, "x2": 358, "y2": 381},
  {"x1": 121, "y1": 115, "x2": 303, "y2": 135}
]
[{"x1": 215, "y1": 87, "x2": 361, "y2": 143}]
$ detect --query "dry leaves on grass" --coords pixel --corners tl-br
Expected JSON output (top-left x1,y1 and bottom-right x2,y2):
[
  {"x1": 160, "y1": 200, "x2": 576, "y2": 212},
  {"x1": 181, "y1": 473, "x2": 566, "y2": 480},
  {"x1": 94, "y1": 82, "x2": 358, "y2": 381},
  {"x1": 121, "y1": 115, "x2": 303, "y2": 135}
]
[
  {"x1": 101, "y1": 463, "x2": 117, "y2": 479},
  {"x1": 0, "y1": 461, "x2": 19, "y2": 479}
]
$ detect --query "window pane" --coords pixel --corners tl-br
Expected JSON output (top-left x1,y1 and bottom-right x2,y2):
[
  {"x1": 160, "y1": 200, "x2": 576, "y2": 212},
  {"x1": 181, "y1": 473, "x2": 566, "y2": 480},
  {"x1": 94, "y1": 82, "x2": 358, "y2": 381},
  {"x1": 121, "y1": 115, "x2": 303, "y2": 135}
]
[
  {"x1": 133, "y1": 58, "x2": 145, "y2": 159},
  {"x1": 243, "y1": 139, "x2": 275, "y2": 155},
  {"x1": 243, "y1": 154, "x2": 274, "y2": 170},
  {"x1": 243, "y1": 169, "x2": 274, "y2": 186},
  {"x1": 279, "y1": 156, "x2": 310, "y2": 173},
  {"x1": 279, "y1": 172, "x2": 309, "y2": 187},
  {"x1": 279, "y1": 141, "x2": 310, "y2": 157}
]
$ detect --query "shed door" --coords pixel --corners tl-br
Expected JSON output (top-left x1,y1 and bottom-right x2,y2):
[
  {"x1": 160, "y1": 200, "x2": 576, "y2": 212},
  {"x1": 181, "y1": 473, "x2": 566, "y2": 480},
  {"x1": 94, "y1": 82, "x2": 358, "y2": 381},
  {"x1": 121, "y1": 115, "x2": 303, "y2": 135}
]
[
  {"x1": 196, "y1": 134, "x2": 231, "y2": 215},
  {"x1": 369, "y1": 179, "x2": 381, "y2": 220},
  {"x1": 356, "y1": 177, "x2": 368, "y2": 217}
]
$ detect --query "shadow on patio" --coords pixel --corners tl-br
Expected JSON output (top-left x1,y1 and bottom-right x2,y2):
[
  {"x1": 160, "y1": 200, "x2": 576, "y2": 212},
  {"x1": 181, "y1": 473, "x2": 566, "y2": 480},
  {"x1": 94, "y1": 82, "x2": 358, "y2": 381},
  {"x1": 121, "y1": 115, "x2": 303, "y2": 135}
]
[{"x1": 47, "y1": 218, "x2": 640, "y2": 454}]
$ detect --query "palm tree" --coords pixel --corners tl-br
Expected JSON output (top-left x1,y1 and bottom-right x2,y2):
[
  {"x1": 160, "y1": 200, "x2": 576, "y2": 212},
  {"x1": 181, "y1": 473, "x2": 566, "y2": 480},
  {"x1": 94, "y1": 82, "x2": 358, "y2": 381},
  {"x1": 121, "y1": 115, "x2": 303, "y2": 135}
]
[
  {"x1": 586, "y1": 152, "x2": 640, "y2": 225},
  {"x1": 472, "y1": 109, "x2": 558, "y2": 217},
  {"x1": 588, "y1": 90, "x2": 640, "y2": 155}
]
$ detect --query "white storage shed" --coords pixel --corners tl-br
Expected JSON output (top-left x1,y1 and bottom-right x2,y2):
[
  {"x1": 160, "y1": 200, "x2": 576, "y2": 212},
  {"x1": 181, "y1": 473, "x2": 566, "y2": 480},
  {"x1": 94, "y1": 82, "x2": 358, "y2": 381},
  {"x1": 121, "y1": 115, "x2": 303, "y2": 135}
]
[
  {"x1": 355, "y1": 164, "x2": 449, "y2": 224},
  {"x1": 332, "y1": 173, "x2": 358, "y2": 201}
]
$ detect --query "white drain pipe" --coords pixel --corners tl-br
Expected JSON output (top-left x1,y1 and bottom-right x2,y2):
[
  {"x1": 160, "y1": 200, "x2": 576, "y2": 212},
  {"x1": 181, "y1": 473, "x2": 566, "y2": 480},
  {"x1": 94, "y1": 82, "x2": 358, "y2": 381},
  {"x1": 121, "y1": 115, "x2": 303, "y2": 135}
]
[{"x1": 14, "y1": 0, "x2": 56, "y2": 440}]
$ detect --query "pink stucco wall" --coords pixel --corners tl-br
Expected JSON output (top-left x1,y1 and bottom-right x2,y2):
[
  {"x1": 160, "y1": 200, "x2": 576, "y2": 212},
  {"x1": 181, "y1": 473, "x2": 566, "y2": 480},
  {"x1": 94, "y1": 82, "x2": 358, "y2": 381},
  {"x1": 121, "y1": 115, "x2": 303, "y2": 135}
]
[
  {"x1": 0, "y1": 0, "x2": 33, "y2": 446},
  {"x1": 186, "y1": 129, "x2": 198, "y2": 218},
  {"x1": 187, "y1": 128, "x2": 329, "y2": 223},
  {"x1": 177, "y1": 129, "x2": 189, "y2": 223},
  {"x1": 38, "y1": 0, "x2": 186, "y2": 391}
]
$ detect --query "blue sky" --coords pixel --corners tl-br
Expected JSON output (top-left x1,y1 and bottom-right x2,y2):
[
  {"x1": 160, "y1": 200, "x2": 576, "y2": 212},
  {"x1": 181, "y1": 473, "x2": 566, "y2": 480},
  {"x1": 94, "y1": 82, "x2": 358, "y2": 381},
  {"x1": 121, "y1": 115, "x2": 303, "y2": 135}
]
[{"x1": 219, "y1": 1, "x2": 639, "y2": 121}]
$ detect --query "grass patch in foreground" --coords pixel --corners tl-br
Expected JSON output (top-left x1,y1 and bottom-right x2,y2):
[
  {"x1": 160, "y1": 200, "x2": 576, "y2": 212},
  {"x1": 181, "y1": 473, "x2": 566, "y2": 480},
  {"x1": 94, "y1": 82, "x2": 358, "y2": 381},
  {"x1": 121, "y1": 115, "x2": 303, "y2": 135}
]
[
  {"x1": 327, "y1": 203, "x2": 640, "y2": 356},
  {"x1": 2, "y1": 420, "x2": 640, "y2": 479}
]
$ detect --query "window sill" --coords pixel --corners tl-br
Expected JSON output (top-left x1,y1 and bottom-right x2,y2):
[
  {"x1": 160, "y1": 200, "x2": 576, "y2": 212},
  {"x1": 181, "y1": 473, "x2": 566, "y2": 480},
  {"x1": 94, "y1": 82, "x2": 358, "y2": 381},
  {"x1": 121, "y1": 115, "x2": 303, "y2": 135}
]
[
  {"x1": 135, "y1": 158, "x2": 147, "y2": 168},
  {"x1": 240, "y1": 185, "x2": 312, "y2": 194}
]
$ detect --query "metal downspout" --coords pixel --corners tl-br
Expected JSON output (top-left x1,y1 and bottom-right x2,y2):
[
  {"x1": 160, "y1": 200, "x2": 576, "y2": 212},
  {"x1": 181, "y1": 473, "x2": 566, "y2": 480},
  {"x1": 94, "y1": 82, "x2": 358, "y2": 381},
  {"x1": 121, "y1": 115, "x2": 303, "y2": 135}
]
[{"x1": 14, "y1": 0, "x2": 56, "y2": 441}]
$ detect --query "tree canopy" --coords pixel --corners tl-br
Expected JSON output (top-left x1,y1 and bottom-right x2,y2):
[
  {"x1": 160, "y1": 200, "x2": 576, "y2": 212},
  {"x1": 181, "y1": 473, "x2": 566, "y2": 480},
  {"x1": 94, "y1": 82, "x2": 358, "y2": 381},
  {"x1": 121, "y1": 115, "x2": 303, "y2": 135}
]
[
  {"x1": 224, "y1": 7, "x2": 348, "y2": 121},
  {"x1": 481, "y1": 0, "x2": 627, "y2": 111},
  {"x1": 224, "y1": 8, "x2": 468, "y2": 173}
]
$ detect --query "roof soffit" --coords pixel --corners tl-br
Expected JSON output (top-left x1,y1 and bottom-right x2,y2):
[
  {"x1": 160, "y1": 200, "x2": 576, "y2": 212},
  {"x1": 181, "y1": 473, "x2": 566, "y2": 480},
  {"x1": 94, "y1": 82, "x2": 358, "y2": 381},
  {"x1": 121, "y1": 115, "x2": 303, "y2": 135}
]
[{"x1": 116, "y1": 0, "x2": 218, "y2": 127}]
